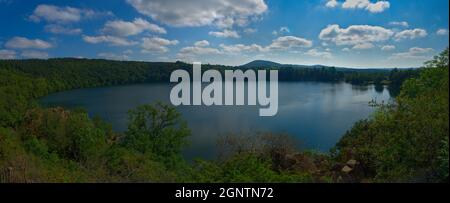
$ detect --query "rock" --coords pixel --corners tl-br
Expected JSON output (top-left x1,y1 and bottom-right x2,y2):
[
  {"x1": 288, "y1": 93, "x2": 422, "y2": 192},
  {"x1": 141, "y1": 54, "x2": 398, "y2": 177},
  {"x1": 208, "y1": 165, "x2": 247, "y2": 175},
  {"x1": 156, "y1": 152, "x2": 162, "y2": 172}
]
[
  {"x1": 331, "y1": 163, "x2": 345, "y2": 171},
  {"x1": 336, "y1": 175, "x2": 343, "y2": 183},
  {"x1": 341, "y1": 165, "x2": 353, "y2": 173},
  {"x1": 346, "y1": 159, "x2": 358, "y2": 167},
  {"x1": 281, "y1": 154, "x2": 298, "y2": 169},
  {"x1": 291, "y1": 153, "x2": 317, "y2": 173}
]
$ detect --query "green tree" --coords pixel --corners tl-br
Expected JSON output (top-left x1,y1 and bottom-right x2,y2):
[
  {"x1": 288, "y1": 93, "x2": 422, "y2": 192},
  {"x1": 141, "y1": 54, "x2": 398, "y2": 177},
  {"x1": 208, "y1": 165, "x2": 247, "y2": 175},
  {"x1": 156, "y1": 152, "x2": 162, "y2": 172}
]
[
  {"x1": 123, "y1": 102, "x2": 190, "y2": 168},
  {"x1": 333, "y1": 48, "x2": 449, "y2": 182}
]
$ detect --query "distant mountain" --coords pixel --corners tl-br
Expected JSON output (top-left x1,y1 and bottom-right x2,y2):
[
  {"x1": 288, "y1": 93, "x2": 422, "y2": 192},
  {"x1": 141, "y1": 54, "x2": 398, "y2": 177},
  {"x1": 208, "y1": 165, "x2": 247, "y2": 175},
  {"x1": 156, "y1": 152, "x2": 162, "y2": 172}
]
[
  {"x1": 241, "y1": 60, "x2": 332, "y2": 69},
  {"x1": 240, "y1": 60, "x2": 285, "y2": 68},
  {"x1": 240, "y1": 60, "x2": 411, "y2": 73}
]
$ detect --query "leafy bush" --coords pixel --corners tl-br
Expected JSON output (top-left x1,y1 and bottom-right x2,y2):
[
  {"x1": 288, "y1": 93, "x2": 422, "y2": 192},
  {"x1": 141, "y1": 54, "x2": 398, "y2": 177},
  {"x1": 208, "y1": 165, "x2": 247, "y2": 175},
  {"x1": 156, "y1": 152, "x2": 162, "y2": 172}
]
[
  {"x1": 123, "y1": 102, "x2": 190, "y2": 169},
  {"x1": 333, "y1": 48, "x2": 449, "y2": 182}
]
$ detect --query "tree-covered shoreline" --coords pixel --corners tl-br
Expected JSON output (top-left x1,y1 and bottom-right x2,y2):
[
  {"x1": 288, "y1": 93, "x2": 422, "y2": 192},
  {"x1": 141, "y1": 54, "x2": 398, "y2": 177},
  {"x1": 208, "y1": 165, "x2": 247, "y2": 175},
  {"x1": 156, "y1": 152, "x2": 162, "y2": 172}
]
[{"x1": 0, "y1": 49, "x2": 447, "y2": 183}]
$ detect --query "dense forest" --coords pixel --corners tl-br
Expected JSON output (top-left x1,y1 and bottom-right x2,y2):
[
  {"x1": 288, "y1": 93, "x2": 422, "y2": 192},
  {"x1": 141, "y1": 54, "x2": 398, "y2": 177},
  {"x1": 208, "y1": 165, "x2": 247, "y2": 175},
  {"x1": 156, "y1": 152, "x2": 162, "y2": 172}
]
[
  {"x1": 0, "y1": 49, "x2": 447, "y2": 183},
  {"x1": 0, "y1": 58, "x2": 416, "y2": 89}
]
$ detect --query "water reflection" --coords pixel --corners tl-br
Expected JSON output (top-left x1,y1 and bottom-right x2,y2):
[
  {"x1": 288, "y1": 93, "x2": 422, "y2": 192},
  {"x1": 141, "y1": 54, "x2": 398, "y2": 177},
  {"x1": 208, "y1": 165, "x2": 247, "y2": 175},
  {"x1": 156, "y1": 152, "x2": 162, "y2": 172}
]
[
  {"x1": 351, "y1": 85, "x2": 369, "y2": 93},
  {"x1": 41, "y1": 82, "x2": 392, "y2": 160},
  {"x1": 374, "y1": 84, "x2": 385, "y2": 93}
]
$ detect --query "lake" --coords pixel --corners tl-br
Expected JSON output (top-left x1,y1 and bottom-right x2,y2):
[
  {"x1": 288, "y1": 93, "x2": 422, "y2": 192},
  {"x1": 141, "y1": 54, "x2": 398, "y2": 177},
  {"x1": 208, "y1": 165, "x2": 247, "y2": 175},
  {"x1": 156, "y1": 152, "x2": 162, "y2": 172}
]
[{"x1": 40, "y1": 82, "x2": 392, "y2": 160}]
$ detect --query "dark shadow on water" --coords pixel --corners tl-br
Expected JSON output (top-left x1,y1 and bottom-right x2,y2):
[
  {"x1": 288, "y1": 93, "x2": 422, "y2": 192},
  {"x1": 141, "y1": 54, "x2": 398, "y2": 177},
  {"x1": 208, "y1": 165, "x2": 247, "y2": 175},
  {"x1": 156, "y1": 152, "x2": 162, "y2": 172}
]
[
  {"x1": 40, "y1": 82, "x2": 392, "y2": 160},
  {"x1": 374, "y1": 84, "x2": 384, "y2": 93}
]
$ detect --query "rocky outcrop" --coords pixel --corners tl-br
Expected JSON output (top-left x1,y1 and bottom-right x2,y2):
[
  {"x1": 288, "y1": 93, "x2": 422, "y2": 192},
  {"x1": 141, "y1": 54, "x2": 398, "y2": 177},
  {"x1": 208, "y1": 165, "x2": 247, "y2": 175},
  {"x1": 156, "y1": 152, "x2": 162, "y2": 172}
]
[
  {"x1": 277, "y1": 153, "x2": 319, "y2": 173},
  {"x1": 332, "y1": 159, "x2": 365, "y2": 183}
]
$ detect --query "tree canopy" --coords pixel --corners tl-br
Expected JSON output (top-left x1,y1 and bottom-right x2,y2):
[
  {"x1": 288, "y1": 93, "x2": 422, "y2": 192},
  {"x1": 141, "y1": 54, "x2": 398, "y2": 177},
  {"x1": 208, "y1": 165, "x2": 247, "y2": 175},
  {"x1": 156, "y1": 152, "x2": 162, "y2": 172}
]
[{"x1": 0, "y1": 49, "x2": 447, "y2": 183}]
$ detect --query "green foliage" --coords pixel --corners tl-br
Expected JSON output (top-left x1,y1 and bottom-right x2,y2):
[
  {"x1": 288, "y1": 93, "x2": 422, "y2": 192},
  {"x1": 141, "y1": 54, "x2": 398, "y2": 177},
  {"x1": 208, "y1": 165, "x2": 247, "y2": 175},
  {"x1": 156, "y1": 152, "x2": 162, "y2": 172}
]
[
  {"x1": 0, "y1": 69, "x2": 50, "y2": 127},
  {"x1": 387, "y1": 68, "x2": 420, "y2": 96},
  {"x1": 0, "y1": 58, "x2": 416, "y2": 94},
  {"x1": 20, "y1": 108, "x2": 108, "y2": 164},
  {"x1": 0, "y1": 50, "x2": 445, "y2": 183},
  {"x1": 191, "y1": 133, "x2": 317, "y2": 183},
  {"x1": 124, "y1": 102, "x2": 190, "y2": 168},
  {"x1": 424, "y1": 48, "x2": 449, "y2": 68},
  {"x1": 1, "y1": 127, "x2": 88, "y2": 182},
  {"x1": 333, "y1": 48, "x2": 449, "y2": 182},
  {"x1": 437, "y1": 137, "x2": 449, "y2": 180},
  {"x1": 1, "y1": 105, "x2": 192, "y2": 182},
  {"x1": 104, "y1": 147, "x2": 176, "y2": 182},
  {"x1": 193, "y1": 154, "x2": 314, "y2": 183}
]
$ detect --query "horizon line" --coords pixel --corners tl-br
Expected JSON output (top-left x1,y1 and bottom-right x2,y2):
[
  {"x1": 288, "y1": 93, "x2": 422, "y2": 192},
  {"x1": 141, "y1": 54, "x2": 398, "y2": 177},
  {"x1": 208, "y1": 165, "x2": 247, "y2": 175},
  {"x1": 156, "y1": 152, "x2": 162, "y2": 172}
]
[{"x1": 0, "y1": 57, "x2": 421, "y2": 70}]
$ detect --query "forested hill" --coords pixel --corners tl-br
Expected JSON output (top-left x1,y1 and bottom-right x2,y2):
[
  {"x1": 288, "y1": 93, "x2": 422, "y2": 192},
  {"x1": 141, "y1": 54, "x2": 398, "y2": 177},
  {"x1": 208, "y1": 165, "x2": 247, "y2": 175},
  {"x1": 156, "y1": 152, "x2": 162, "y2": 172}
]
[
  {"x1": 0, "y1": 59, "x2": 191, "y2": 92},
  {"x1": 0, "y1": 57, "x2": 417, "y2": 132},
  {"x1": 0, "y1": 57, "x2": 417, "y2": 128},
  {"x1": 0, "y1": 49, "x2": 448, "y2": 183},
  {"x1": 240, "y1": 59, "x2": 415, "y2": 72},
  {"x1": 0, "y1": 58, "x2": 418, "y2": 90}
]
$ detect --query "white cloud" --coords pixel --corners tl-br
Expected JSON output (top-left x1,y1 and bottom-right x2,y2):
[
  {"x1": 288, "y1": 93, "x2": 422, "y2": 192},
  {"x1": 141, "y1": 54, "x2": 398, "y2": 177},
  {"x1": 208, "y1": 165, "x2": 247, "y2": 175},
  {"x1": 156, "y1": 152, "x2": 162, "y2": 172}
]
[
  {"x1": 389, "y1": 47, "x2": 434, "y2": 60},
  {"x1": 319, "y1": 24, "x2": 393, "y2": 46},
  {"x1": 177, "y1": 41, "x2": 221, "y2": 59},
  {"x1": 29, "y1": 4, "x2": 112, "y2": 24},
  {"x1": 21, "y1": 50, "x2": 49, "y2": 59},
  {"x1": 267, "y1": 36, "x2": 313, "y2": 50},
  {"x1": 394, "y1": 28, "x2": 427, "y2": 41},
  {"x1": 209, "y1": 29, "x2": 240, "y2": 38},
  {"x1": 215, "y1": 18, "x2": 235, "y2": 29},
  {"x1": 123, "y1": 49, "x2": 133, "y2": 55},
  {"x1": 44, "y1": 24, "x2": 82, "y2": 35},
  {"x1": 126, "y1": 0, "x2": 267, "y2": 28},
  {"x1": 178, "y1": 46, "x2": 221, "y2": 58},
  {"x1": 5, "y1": 37, "x2": 52, "y2": 49},
  {"x1": 177, "y1": 35, "x2": 312, "y2": 59},
  {"x1": 272, "y1": 26, "x2": 290, "y2": 36},
  {"x1": 408, "y1": 47, "x2": 434, "y2": 54},
  {"x1": 30, "y1": 5, "x2": 81, "y2": 23},
  {"x1": 280, "y1": 26, "x2": 290, "y2": 33},
  {"x1": 381, "y1": 45, "x2": 395, "y2": 51},
  {"x1": 216, "y1": 35, "x2": 312, "y2": 54},
  {"x1": 342, "y1": 0, "x2": 369, "y2": 8},
  {"x1": 219, "y1": 43, "x2": 265, "y2": 53},
  {"x1": 326, "y1": 0, "x2": 339, "y2": 8},
  {"x1": 341, "y1": 0, "x2": 390, "y2": 13},
  {"x1": 141, "y1": 37, "x2": 178, "y2": 53},
  {"x1": 389, "y1": 21, "x2": 409, "y2": 27},
  {"x1": 102, "y1": 18, "x2": 166, "y2": 36},
  {"x1": 365, "y1": 1, "x2": 390, "y2": 13},
  {"x1": 0, "y1": 49, "x2": 16, "y2": 59},
  {"x1": 194, "y1": 40, "x2": 210, "y2": 47},
  {"x1": 83, "y1": 35, "x2": 137, "y2": 46},
  {"x1": 304, "y1": 48, "x2": 333, "y2": 59},
  {"x1": 436, "y1": 28, "x2": 449, "y2": 36},
  {"x1": 352, "y1": 42, "x2": 374, "y2": 50},
  {"x1": 342, "y1": 47, "x2": 351, "y2": 52},
  {"x1": 98, "y1": 52, "x2": 130, "y2": 61},
  {"x1": 244, "y1": 28, "x2": 257, "y2": 34}
]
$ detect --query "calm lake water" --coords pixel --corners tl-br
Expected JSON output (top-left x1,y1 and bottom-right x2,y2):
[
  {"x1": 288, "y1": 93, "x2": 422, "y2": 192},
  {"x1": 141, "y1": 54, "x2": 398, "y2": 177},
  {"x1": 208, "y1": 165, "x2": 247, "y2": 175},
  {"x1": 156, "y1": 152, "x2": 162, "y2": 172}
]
[{"x1": 40, "y1": 82, "x2": 392, "y2": 160}]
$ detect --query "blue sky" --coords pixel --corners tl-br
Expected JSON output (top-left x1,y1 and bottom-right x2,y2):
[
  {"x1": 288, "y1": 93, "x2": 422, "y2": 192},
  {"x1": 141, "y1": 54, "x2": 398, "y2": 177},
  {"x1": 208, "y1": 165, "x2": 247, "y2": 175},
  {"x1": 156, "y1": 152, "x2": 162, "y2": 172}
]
[{"x1": 0, "y1": 0, "x2": 448, "y2": 68}]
